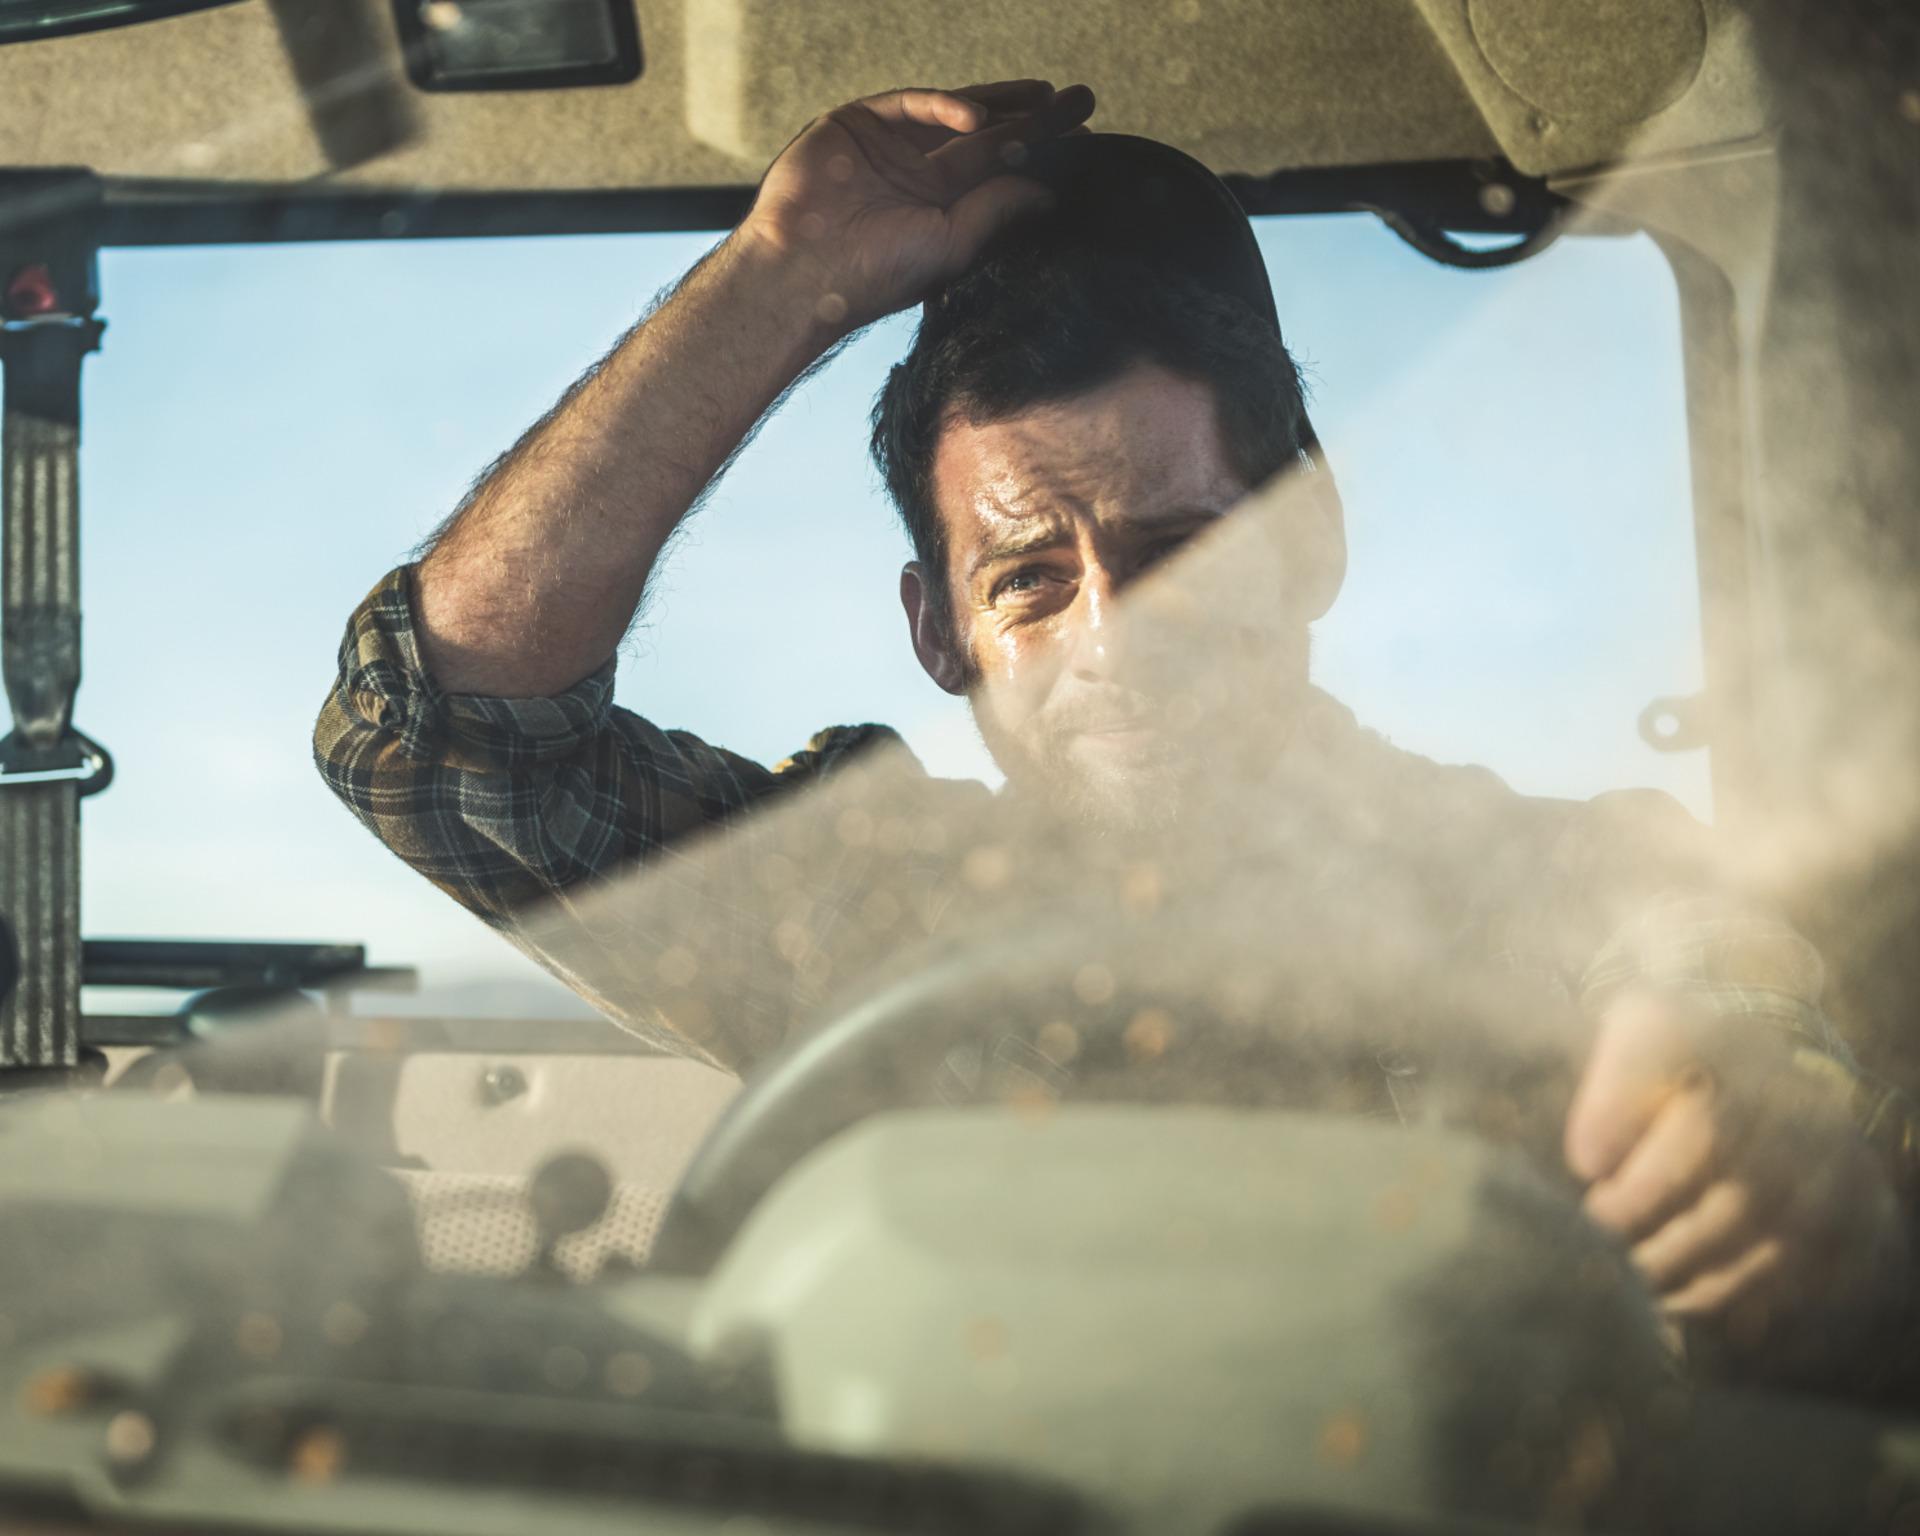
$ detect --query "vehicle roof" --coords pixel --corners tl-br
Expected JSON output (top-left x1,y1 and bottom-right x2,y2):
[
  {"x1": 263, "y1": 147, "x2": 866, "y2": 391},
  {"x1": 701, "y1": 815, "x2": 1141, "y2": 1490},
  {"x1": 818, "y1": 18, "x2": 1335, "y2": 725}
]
[{"x1": 0, "y1": 0, "x2": 1770, "y2": 197}]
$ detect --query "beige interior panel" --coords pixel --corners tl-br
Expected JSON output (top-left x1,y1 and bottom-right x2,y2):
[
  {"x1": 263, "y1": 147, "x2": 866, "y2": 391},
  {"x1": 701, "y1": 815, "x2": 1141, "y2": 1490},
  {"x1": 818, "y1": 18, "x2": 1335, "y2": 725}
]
[
  {"x1": 680, "y1": 0, "x2": 1500, "y2": 175},
  {"x1": 394, "y1": 1166, "x2": 671, "y2": 1279},
  {"x1": 1411, "y1": 0, "x2": 1771, "y2": 175},
  {"x1": 330, "y1": 1049, "x2": 739, "y2": 1184},
  {"x1": 3, "y1": 0, "x2": 1500, "y2": 193},
  {"x1": 0, "y1": 0, "x2": 737, "y2": 188},
  {"x1": 0, "y1": 0, "x2": 1784, "y2": 195},
  {"x1": 1, "y1": 3, "x2": 340, "y2": 184}
]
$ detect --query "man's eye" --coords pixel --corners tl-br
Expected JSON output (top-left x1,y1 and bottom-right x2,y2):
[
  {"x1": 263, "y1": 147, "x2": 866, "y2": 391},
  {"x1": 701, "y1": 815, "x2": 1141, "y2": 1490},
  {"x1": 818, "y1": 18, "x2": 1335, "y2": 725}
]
[{"x1": 995, "y1": 571, "x2": 1047, "y2": 600}]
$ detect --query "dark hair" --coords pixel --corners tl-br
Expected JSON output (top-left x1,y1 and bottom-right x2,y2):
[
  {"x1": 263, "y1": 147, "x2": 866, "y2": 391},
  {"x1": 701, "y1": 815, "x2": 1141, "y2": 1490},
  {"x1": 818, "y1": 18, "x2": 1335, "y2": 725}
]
[{"x1": 870, "y1": 242, "x2": 1308, "y2": 612}]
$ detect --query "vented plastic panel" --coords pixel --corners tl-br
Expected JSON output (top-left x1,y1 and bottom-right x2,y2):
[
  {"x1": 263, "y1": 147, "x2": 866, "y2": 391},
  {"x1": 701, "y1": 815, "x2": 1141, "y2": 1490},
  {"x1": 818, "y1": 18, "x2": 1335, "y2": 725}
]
[{"x1": 396, "y1": 1167, "x2": 668, "y2": 1281}]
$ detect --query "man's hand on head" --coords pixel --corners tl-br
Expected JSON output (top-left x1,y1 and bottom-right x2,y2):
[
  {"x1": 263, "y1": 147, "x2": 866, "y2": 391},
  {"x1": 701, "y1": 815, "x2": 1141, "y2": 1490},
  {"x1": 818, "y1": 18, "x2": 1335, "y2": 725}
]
[
  {"x1": 737, "y1": 80, "x2": 1096, "y2": 334},
  {"x1": 1564, "y1": 990, "x2": 1909, "y2": 1377}
]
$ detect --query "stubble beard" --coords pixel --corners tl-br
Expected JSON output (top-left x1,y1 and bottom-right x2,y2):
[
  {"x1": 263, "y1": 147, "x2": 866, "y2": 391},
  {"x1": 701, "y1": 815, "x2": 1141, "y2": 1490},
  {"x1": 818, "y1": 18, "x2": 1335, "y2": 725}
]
[
  {"x1": 968, "y1": 690, "x2": 1191, "y2": 840},
  {"x1": 964, "y1": 651, "x2": 1316, "y2": 846}
]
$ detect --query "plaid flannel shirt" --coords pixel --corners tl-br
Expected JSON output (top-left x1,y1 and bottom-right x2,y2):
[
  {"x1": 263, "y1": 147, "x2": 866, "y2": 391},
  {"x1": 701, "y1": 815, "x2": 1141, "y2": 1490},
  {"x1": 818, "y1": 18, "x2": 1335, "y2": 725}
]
[{"x1": 313, "y1": 564, "x2": 1918, "y2": 1193}]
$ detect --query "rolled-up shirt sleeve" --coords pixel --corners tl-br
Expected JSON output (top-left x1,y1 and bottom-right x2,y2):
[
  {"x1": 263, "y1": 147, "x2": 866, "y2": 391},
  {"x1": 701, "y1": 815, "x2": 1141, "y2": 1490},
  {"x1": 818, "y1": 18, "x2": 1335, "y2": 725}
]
[
  {"x1": 312, "y1": 564, "x2": 784, "y2": 927},
  {"x1": 1579, "y1": 892, "x2": 1849, "y2": 1059}
]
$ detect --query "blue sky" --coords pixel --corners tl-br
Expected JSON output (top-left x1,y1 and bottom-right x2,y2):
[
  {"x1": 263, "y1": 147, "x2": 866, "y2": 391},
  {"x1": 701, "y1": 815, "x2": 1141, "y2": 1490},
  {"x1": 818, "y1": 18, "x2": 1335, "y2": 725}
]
[{"x1": 70, "y1": 215, "x2": 1704, "y2": 1005}]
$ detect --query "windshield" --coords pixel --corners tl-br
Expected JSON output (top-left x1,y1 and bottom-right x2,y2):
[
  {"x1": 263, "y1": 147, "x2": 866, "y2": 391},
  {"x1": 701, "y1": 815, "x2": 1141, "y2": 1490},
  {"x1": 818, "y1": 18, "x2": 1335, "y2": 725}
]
[{"x1": 79, "y1": 217, "x2": 1701, "y2": 1004}]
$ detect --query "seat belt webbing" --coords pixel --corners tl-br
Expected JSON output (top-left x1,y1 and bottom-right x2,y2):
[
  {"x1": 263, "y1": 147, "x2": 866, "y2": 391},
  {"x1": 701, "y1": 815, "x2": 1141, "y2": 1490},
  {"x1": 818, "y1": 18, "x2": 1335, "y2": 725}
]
[{"x1": 0, "y1": 291, "x2": 104, "y2": 1073}]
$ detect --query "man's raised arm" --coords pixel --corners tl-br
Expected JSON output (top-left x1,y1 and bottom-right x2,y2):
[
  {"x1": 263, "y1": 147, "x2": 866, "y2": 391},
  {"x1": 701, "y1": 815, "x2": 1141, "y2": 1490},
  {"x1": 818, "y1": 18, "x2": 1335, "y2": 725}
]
[{"x1": 414, "y1": 79, "x2": 1095, "y2": 699}]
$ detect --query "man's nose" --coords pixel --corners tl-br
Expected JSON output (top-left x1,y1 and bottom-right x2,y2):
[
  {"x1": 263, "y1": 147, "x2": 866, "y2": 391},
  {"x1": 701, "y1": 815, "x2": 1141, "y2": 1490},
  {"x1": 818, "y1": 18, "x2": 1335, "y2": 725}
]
[{"x1": 1065, "y1": 566, "x2": 1132, "y2": 683}]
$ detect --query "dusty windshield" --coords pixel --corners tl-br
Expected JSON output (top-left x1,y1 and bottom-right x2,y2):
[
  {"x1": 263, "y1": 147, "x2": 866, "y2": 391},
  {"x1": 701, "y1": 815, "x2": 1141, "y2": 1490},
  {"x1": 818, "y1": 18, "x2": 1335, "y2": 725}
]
[{"x1": 3, "y1": 5, "x2": 1919, "y2": 1535}]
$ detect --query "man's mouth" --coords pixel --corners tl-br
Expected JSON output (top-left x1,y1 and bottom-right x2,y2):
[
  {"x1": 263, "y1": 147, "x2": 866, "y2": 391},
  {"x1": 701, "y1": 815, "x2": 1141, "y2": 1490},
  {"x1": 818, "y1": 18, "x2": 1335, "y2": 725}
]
[{"x1": 1072, "y1": 719, "x2": 1165, "y2": 749}]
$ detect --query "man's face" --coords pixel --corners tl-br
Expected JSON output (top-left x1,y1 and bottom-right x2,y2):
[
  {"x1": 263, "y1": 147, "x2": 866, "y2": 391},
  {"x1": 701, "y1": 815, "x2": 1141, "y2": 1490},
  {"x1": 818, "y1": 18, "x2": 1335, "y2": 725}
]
[{"x1": 900, "y1": 362, "x2": 1311, "y2": 833}]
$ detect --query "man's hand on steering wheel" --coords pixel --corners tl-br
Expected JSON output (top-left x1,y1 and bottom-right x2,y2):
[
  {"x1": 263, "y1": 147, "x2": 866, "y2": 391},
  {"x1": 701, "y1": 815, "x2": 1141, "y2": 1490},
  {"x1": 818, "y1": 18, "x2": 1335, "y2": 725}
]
[
  {"x1": 737, "y1": 79, "x2": 1097, "y2": 334},
  {"x1": 1565, "y1": 990, "x2": 1909, "y2": 1370}
]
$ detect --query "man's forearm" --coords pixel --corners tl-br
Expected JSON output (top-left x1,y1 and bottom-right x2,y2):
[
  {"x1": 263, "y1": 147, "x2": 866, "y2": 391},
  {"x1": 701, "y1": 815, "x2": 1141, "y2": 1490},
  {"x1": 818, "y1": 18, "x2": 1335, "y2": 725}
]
[{"x1": 415, "y1": 229, "x2": 842, "y2": 698}]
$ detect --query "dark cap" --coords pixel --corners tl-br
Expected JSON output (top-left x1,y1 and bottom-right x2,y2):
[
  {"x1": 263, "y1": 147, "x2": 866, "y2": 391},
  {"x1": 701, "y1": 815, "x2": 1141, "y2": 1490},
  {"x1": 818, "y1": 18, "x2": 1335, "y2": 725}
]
[{"x1": 1018, "y1": 133, "x2": 1283, "y2": 333}]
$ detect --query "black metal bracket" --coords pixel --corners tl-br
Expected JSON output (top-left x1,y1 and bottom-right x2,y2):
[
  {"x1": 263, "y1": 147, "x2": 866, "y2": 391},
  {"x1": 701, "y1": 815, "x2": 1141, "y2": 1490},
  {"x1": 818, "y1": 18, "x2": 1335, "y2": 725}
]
[
  {"x1": 81, "y1": 938, "x2": 413, "y2": 992},
  {"x1": 1228, "y1": 158, "x2": 1581, "y2": 271},
  {"x1": 0, "y1": 170, "x2": 103, "y2": 317},
  {"x1": 0, "y1": 728, "x2": 115, "y2": 796},
  {"x1": 79, "y1": 940, "x2": 419, "y2": 1055}
]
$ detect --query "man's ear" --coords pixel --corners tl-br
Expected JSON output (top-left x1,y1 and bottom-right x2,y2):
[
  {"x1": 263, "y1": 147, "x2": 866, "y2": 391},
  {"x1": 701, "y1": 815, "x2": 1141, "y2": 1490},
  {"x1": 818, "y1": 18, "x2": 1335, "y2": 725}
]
[{"x1": 901, "y1": 562, "x2": 968, "y2": 696}]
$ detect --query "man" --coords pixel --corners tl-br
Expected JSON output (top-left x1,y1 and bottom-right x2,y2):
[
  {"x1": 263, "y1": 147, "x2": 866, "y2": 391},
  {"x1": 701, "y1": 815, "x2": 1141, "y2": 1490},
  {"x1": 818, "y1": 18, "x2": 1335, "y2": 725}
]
[{"x1": 315, "y1": 80, "x2": 1912, "y2": 1386}]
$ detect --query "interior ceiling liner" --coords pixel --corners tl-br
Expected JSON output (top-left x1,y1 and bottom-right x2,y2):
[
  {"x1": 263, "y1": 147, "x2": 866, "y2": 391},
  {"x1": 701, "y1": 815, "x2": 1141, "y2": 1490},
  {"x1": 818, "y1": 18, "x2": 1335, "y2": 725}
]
[
  {"x1": 0, "y1": 0, "x2": 1500, "y2": 190},
  {"x1": 0, "y1": 0, "x2": 1778, "y2": 197},
  {"x1": 676, "y1": 0, "x2": 1500, "y2": 176}
]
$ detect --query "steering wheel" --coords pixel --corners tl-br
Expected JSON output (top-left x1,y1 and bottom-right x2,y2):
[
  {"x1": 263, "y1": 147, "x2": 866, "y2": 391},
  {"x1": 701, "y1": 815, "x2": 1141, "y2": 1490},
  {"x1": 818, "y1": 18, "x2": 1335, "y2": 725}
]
[{"x1": 648, "y1": 908, "x2": 1590, "y2": 1275}]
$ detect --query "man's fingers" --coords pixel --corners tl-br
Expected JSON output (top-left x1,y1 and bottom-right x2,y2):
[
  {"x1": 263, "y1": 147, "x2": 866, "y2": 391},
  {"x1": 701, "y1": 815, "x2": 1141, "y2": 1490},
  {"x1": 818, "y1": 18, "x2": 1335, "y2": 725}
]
[
  {"x1": 927, "y1": 83, "x2": 1097, "y2": 189},
  {"x1": 952, "y1": 79, "x2": 1056, "y2": 110},
  {"x1": 860, "y1": 88, "x2": 988, "y2": 136},
  {"x1": 1660, "y1": 1235, "x2": 1785, "y2": 1317},
  {"x1": 1629, "y1": 1177, "x2": 1760, "y2": 1291},
  {"x1": 1583, "y1": 1087, "x2": 1719, "y2": 1241},
  {"x1": 1564, "y1": 990, "x2": 1701, "y2": 1182},
  {"x1": 857, "y1": 81, "x2": 1057, "y2": 140},
  {"x1": 848, "y1": 83, "x2": 1087, "y2": 168}
]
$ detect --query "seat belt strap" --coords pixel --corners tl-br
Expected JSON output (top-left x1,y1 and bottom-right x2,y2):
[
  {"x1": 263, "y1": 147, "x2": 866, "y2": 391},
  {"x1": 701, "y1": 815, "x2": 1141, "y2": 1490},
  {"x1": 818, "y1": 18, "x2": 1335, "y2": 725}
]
[
  {"x1": 0, "y1": 783, "x2": 81, "y2": 1071},
  {"x1": 0, "y1": 177, "x2": 108, "y2": 1076}
]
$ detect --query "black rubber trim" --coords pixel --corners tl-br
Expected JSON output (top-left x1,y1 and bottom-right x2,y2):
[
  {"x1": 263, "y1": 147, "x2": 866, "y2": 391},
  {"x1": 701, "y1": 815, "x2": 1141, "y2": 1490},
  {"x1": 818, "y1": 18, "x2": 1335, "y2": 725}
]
[{"x1": 88, "y1": 158, "x2": 1578, "y2": 249}]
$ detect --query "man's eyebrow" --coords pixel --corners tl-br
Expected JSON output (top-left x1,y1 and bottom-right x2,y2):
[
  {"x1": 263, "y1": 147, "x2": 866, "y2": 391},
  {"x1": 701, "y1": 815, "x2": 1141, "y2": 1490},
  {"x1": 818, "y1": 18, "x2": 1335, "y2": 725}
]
[
  {"x1": 1120, "y1": 504, "x2": 1234, "y2": 545},
  {"x1": 1141, "y1": 504, "x2": 1230, "y2": 528},
  {"x1": 966, "y1": 503, "x2": 1234, "y2": 578},
  {"x1": 968, "y1": 525, "x2": 1068, "y2": 577}
]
